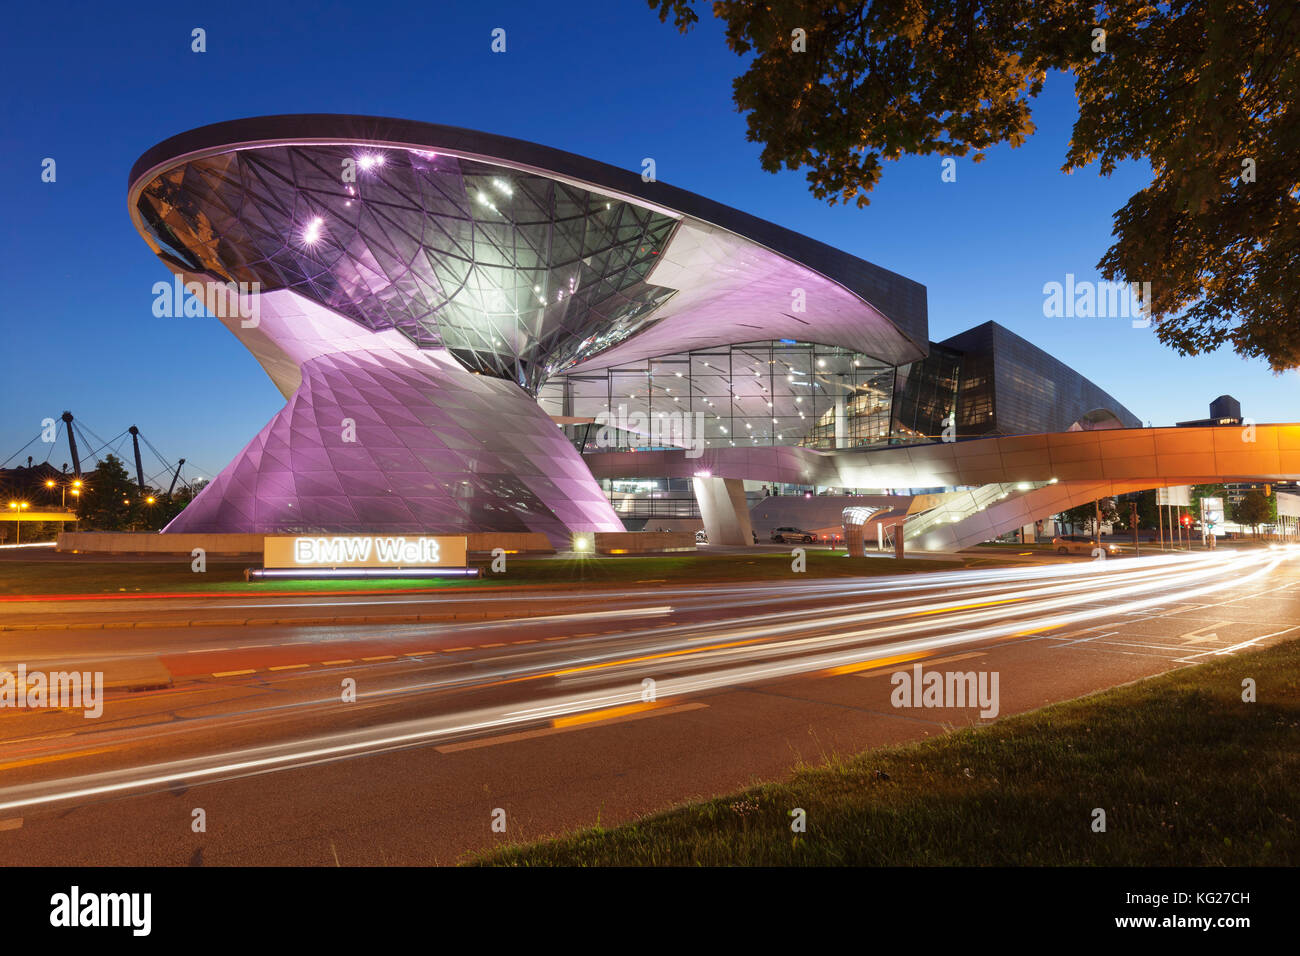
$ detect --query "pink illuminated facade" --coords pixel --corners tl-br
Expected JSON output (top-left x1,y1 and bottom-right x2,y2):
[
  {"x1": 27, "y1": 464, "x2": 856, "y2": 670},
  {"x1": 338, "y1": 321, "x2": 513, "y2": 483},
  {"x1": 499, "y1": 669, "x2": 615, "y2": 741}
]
[{"x1": 128, "y1": 115, "x2": 930, "y2": 542}]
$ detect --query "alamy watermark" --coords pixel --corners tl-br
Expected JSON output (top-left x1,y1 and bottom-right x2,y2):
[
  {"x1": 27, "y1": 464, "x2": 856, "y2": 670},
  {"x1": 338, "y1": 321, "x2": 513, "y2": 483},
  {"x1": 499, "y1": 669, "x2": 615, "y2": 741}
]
[
  {"x1": 890, "y1": 662, "x2": 999, "y2": 718},
  {"x1": 152, "y1": 276, "x2": 261, "y2": 328},
  {"x1": 50, "y1": 886, "x2": 150, "y2": 936},
  {"x1": 1043, "y1": 274, "x2": 1152, "y2": 328},
  {"x1": 594, "y1": 404, "x2": 706, "y2": 459},
  {"x1": 1, "y1": 665, "x2": 103, "y2": 718}
]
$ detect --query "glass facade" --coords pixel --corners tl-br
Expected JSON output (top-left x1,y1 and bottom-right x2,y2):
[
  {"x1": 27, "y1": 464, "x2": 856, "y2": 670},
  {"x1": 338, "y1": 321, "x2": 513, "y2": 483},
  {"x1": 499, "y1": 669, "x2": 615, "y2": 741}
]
[
  {"x1": 891, "y1": 343, "x2": 963, "y2": 442},
  {"x1": 136, "y1": 145, "x2": 681, "y2": 392},
  {"x1": 546, "y1": 322, "x2": 1139, "y2": 458},
  {"x1": 542, "y1": 339, "x2": 960, "y2": 452}
]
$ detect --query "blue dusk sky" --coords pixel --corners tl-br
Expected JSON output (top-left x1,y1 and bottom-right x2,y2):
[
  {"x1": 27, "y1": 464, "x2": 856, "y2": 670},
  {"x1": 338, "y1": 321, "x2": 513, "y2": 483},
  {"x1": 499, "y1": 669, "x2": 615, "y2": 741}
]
[{"x1": 1, "y1": 0, "x2": 1295, "y2": 482}]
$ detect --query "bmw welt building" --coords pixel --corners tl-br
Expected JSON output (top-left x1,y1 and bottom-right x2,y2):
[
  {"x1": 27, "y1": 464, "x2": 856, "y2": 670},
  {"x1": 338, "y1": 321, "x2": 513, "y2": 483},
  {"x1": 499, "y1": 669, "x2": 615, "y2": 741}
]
[{"x1": 130, "y1": 115, "x2": 1138, "y2": 547}]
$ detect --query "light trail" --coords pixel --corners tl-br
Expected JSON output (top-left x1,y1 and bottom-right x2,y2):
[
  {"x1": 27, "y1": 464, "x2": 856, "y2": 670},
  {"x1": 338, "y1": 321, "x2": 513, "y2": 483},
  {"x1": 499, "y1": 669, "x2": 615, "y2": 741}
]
[{"x1": 0, "y1": 548, "x2": 1291, "y2": 815}]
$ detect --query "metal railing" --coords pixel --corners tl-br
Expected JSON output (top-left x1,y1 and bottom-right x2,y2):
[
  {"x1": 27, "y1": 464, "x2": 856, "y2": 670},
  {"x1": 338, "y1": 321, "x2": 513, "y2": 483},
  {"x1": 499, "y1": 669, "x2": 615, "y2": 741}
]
[{"x1": 902, "y1": 482, "x2": 1033, "y2": 540}]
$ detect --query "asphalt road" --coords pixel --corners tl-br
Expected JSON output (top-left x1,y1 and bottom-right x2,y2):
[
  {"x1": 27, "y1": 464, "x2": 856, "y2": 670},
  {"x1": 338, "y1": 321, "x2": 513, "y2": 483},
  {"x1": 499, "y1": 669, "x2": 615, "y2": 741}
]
[{"x1": 1, "y1": 547, "x2": 1297, "y2": 865}]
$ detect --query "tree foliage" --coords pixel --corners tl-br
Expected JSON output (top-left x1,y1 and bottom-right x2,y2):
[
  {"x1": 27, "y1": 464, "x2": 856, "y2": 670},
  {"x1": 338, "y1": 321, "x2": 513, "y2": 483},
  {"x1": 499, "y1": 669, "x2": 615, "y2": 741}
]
[
  {"x1": 1058, "y1": 496, "x2": 1119, "y2": 533},
  {"x1": 1232, "y1": 488, "x2": 1275, "y2": 533},
  {"x1": 76, "y1": 455, "x2": 143, "y2": 532},
  {"x1": 648, "y1": 0, "x2": 1300, "y2": 369}
]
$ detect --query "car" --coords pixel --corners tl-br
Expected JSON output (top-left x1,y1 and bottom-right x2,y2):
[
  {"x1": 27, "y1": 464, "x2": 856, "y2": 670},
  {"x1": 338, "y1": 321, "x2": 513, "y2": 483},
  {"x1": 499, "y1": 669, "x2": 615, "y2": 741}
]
[
  {"x1": 694, "y1": 529, "x2": 708, "y2": 543},
  {"x1": 771, "y1": 526, "x2": 815, "y2": 544},
  {"x1": 1052, "y1": 534, "x2": 1122, "y2": 556}
]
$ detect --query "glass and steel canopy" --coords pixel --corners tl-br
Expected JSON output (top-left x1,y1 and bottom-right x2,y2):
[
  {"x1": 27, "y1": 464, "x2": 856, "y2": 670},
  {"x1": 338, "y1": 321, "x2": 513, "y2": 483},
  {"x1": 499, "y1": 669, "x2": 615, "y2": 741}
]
[
  {"x1": 129, "y1": 116, "x2": 932, "y2": 396},
  {"x1": 137, "y1": 145, "x2": 680, "y2": 392}
]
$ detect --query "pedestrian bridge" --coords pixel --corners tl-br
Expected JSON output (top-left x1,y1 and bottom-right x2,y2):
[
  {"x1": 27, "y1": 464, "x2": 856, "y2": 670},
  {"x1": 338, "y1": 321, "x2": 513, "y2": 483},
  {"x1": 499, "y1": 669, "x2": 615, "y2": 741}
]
[{"x1": 582, "y1": 424, "x2": 1300, "y2": 550}]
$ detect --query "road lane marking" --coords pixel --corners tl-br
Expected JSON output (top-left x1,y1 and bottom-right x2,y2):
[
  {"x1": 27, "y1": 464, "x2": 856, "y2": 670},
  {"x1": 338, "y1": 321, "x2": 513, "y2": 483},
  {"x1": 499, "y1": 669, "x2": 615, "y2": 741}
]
[
  {"x1": 553, "y1": 700, "x2": 671, "y2": 728},
  {"x1": 268, "y1": 664, "x2": 309, "y2": 671},
  {"x1": 854, "y1": 651, "x2": 986, "y2": 677},
  {"x1": 361, "y1": 655, "x2": 396, "y2": 661},
  {"x1": 0, "y1": 818, "x2": 22, "y2": 831},
  {"x1": 1178, "y1": 624, "x2": 1300, "y2": 661},
  {"x1": 212, "y1": 669, "x2": 256, "y2": 678},
  {"x1": 1177, "y1": 622, "x2": 1225, "y2": 644},
  {"x1": 1010, "y1": 623, "x2": 1066, "y2": 637},
  {"x1": 912, "y1": 597, "x2": 1023, "y2": 616},
  {"x1": 1047, "y1": 630, "x2": 1119, "y2": 648},
  {"x1": 826, "y1": 651, "x2": 932, "y2": 676},
  {"x1": 0, "y1": 745, "x2": 121, "y2": 772},
  {"x1": 550, "y1": 637, "x2": 766, "y2": 677},
  {"x1": 434, "y1": 702, "x2": 707, "y2": 753},
  {"x1": 321, "y1": 659, "x2": 353, "y2": 665}
]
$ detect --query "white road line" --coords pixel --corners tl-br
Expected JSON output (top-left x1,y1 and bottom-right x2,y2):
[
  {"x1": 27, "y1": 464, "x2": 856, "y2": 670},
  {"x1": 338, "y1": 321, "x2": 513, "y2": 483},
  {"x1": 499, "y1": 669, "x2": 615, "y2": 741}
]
[
  {"x1": 1047, "y1": 631, "x2": 1119, "y2": 648},
  {"x1": 1177, "y1": 625, "x2": 1300, "y2": 661}
]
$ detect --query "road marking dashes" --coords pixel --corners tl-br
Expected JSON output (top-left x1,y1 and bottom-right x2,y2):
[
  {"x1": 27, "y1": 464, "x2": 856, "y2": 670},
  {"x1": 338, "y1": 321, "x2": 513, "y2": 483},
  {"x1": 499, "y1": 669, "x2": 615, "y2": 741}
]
[
  {"x1": 434, "y1": 701, "x2": 708, "y2": 753},
  {"x1": 203, "y1": 636, "x2": 583, "y2": 678}
]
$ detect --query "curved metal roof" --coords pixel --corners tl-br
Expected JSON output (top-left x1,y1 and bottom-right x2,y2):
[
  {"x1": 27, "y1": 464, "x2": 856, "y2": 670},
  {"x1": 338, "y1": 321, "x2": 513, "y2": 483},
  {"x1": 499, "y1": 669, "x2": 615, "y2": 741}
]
[{"x1": 129, "y1": 114, "x2": 928, "y2": 390}]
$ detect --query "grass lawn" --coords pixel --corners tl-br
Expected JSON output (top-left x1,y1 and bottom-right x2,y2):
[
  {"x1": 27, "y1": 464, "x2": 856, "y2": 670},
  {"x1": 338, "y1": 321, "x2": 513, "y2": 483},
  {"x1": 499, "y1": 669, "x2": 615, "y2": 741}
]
[
  {"x1": 0, "y1": 549, "x2": 994, "y2": 597},
  {"x1": 471, "y1": 639, "x2": 1300, "y2": 866}
]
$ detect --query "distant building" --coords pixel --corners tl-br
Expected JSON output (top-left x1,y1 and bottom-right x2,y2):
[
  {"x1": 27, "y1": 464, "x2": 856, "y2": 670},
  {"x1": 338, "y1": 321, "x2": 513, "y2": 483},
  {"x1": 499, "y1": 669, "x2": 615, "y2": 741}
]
[{"x1": 1177, "y1": 395, "x2": 1243, "y2": 427}]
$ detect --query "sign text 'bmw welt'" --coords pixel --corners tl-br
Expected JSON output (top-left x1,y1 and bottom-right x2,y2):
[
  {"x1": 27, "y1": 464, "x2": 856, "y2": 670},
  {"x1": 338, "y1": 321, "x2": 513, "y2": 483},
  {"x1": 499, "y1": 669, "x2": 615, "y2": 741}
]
[{"x1": 264, "y1": 535, "x2": 468, "y2": 569}]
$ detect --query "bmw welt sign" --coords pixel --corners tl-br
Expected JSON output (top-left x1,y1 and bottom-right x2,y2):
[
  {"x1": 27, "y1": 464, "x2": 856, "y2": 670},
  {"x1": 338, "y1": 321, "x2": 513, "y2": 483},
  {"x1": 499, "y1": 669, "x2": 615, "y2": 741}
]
[{"x1": 264, "y1": 535, "x2": 468, "y2": 569}]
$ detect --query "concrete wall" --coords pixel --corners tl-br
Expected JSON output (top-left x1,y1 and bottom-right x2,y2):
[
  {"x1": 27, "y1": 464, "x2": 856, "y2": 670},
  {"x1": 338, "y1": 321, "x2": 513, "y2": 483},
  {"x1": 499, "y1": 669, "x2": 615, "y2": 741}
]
[
  {"x1": 58, "y1": 531, "x2": 555, "y2": 556},
  {"x1": 749, "y1": 494, "x2": 911, "y2": 536},
  {"x1": 58, "y1": 532, "x2": 265, "y2": 554},
  {"x1": 465, "y1": 533, "x2": 554, "y2": 554},
  {"x1": 593, "y1": 531, "x2": 696, "y2": 554}
]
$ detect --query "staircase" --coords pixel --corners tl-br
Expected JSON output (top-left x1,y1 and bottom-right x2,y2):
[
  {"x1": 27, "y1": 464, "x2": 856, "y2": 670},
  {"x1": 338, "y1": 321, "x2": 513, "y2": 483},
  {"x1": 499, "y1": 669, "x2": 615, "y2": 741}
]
[{"x1": 903, "y1": 483, "x2": 1036, "y2": 542}]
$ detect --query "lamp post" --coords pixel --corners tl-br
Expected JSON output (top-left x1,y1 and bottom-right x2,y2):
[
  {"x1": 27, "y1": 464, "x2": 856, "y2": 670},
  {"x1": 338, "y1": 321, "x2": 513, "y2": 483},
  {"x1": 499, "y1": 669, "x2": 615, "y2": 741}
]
[
  {"x1": 45, "y1": 477, "x2": 81, "y2": 509},
  {"x1": 8, "y1": 500, "x2": 30, "y2": 544}
]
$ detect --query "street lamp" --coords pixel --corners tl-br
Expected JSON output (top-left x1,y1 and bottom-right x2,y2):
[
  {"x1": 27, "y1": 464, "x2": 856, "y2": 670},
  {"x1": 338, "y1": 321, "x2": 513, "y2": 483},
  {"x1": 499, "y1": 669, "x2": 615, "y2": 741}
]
[
  {"x1": 46, "y1": 477, "x2": 69, "y2": 508},
  {"x1": 8, "y1": 500, "x2": 29, "y2": 544}
]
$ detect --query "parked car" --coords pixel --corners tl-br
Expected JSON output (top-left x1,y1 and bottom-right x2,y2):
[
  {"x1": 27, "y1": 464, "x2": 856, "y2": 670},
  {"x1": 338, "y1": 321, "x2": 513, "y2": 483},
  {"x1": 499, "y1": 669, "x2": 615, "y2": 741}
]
[
  {"x1": 771, "y1": 526, "x2": 815, "y2": 544},
  {"x1": 1052, "y1": 534, "x2": 1122, "y2": 556}
]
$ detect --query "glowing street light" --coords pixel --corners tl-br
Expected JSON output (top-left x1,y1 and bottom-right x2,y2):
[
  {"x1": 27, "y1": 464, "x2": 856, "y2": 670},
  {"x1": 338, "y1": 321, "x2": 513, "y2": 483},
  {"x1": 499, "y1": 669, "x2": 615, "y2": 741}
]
[
  {"x1": 8, "y1": 500, "x2": 29, "y2": 545},
  {"x1": 45, "y1": 477, "x2": 77, "y2": 507}
]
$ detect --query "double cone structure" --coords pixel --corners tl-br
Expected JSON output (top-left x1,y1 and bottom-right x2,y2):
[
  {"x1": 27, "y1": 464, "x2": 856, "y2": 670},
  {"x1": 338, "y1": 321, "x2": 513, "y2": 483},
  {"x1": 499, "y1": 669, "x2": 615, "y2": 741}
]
[{"x1": 129, "y1": 115, "x2": 929, "y2": 543}]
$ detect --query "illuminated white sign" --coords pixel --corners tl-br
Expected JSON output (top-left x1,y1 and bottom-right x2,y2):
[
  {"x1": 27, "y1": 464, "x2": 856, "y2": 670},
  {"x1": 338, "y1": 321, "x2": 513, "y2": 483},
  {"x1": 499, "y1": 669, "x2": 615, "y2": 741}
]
[{"x1": 264, "y1": 535, "x2": 466, "y2": 569}]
